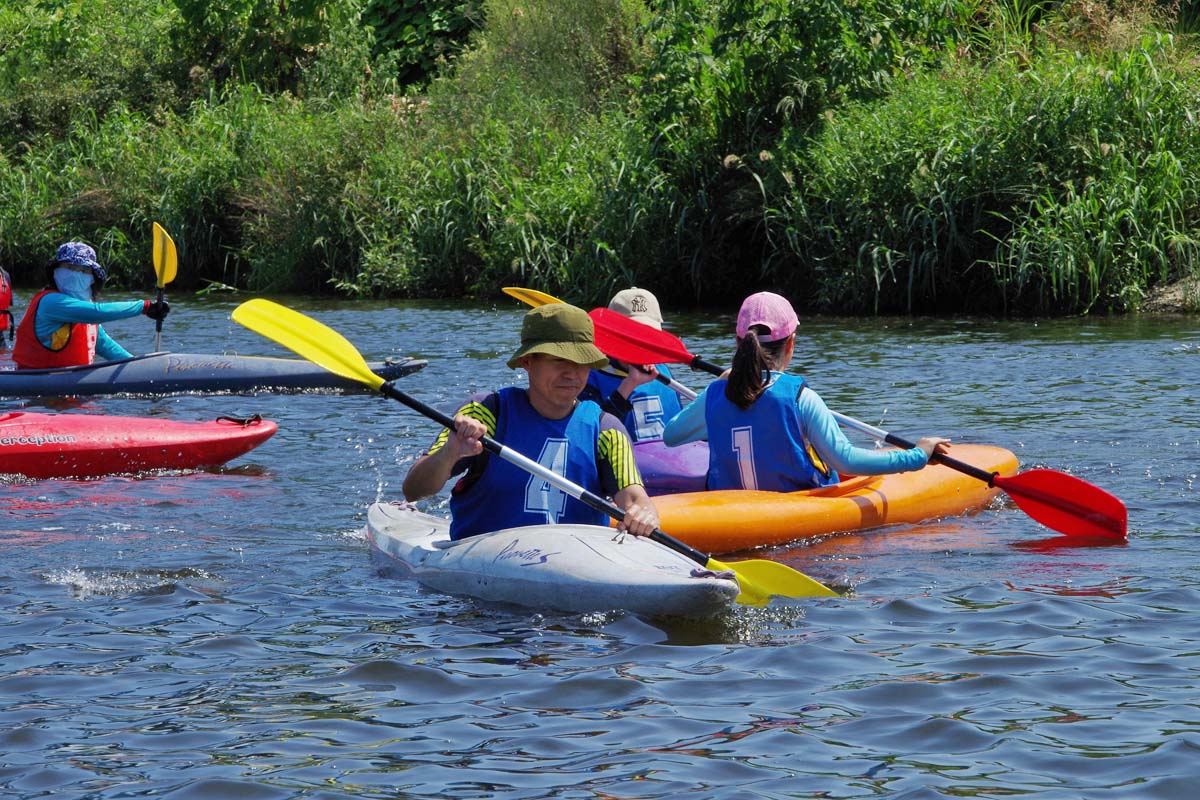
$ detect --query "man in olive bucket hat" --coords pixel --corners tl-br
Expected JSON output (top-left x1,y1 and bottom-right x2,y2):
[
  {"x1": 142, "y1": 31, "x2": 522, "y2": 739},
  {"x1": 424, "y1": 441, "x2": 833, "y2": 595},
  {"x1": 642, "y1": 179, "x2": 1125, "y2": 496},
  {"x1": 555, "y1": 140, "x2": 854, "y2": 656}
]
[{"x1": 403, "y1": 303, "x2": 660, "y2": 541}]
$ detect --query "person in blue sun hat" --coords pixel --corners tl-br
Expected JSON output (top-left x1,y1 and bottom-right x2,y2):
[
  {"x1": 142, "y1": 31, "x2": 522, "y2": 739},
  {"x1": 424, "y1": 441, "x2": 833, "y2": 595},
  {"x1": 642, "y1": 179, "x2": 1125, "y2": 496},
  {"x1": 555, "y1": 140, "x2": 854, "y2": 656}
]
[{"x1": 12, "y1": 241, "x2": 170, "y2": 369}]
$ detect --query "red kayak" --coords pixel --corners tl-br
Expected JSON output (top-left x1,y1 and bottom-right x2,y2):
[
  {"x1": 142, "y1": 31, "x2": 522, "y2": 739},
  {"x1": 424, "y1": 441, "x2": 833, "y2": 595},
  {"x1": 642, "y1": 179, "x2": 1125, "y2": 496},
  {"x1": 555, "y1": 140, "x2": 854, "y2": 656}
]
[{"x1": 0, "y1": 411, "x2": 277, "y2": 479}]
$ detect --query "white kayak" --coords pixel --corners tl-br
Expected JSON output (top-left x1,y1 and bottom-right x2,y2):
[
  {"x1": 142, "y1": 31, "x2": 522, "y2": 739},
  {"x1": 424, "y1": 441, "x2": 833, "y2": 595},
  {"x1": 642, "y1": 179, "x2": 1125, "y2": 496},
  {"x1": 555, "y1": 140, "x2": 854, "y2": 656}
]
[{"x1": 366, "y1": 501, "x2": 740, "y2": 616}]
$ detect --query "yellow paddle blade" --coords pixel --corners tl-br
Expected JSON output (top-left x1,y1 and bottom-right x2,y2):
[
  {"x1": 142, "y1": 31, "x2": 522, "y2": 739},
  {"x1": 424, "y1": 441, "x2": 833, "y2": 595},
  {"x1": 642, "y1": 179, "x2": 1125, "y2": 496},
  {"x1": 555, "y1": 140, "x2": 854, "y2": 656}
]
[
  {"x1": 152, "y1": 222, "x2": 178, "y2": 288},
  {"x1": 502, "y1": 287, "x2": 563, "y2": 307},
  {"x1": 231, "y1": 298, "x2": 385, "y2": 391},
  {"x1": 710, "y1": 556, "x2": 839, "y2": 605}
]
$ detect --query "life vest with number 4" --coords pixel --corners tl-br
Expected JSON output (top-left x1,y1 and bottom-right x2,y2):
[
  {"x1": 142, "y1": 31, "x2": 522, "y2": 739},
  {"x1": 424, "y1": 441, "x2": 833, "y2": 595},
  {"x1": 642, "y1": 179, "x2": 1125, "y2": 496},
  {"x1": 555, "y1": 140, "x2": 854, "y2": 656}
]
[{"x1": 448, "y1": 387, "x2": 607, "y2": 540}]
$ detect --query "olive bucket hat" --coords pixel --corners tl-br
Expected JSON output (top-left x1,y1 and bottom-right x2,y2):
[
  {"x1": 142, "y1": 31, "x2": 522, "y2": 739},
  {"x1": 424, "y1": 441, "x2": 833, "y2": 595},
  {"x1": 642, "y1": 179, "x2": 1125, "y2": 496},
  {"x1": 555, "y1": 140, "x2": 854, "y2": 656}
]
[{"x1": 506, "y1": 304, "x2": 609, "y2": 369}]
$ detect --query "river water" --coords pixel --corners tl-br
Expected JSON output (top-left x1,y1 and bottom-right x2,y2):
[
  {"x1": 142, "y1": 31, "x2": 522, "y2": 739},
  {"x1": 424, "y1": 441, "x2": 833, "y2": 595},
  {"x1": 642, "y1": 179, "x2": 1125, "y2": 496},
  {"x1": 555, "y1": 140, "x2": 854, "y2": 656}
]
[{"x1": 1, "y1": 298, "x2": 1196, "y2": 799}]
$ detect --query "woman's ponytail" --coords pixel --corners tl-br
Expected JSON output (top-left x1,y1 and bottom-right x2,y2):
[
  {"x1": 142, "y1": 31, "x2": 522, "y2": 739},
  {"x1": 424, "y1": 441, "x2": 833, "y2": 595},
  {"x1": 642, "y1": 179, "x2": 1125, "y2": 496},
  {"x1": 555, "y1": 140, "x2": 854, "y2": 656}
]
[{"x1": 725, "y1": 326, "x2": 789, "y2": 409}]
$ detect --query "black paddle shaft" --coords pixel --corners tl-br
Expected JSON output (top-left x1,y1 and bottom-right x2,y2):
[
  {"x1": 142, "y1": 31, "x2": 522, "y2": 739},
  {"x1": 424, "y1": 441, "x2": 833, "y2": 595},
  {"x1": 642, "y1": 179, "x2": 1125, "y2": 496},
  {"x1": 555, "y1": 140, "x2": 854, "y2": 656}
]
[
  {"x1": 377, "y1": 381, "x2": 715, "y2": 567},
  {"x1": 881, "y1": 431, "x2": 998, "y2": 486},
  {"x1": 154, "y1": 287, "x2": 165, "y2": 334},
  {"x1": 680, "y1": 343, "x2": 1000, "y2": 487},
  {"x1": 688, "y1": 355, "x2": 725, "y2": 375}
]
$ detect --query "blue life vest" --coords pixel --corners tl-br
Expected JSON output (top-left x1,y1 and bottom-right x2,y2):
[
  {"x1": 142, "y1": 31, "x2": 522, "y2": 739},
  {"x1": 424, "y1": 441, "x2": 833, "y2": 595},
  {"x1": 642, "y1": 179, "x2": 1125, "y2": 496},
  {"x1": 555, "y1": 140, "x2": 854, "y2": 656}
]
[
  {"x1": 586, "y1": 363, "x2": 681, "y2": 442},
  {"x1": 704, "y1": 373, "x2": 837, "y2": 492},
  {"x1": 449, "y1": 387, "x2": 607, "y2": 539}
]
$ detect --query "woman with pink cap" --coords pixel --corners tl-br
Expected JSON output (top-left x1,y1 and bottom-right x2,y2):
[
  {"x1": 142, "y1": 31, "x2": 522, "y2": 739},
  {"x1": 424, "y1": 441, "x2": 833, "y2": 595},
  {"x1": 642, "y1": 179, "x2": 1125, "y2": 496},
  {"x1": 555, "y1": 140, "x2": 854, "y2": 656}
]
[{"x1": 662, "y1": 291, "x2": 947, "y2": 492}]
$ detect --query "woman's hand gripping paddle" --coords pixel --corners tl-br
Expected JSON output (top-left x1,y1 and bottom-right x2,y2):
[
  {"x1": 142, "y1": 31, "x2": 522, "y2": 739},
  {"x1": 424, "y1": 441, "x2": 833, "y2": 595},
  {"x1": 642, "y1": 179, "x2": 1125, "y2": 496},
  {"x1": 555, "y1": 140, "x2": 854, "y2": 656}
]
[
  {"x1": 829, "y1": 413, "x2": 1127, "y2": 539},
  {"x1": 232, "y1": 298, "x2": 839, "y2": 604},
  {"x1": 151, "y1": 222, "x2": 177, "y2": 352},
  {"x1": 585, "y1": 307, "x2": 1129, "y2": 541}
]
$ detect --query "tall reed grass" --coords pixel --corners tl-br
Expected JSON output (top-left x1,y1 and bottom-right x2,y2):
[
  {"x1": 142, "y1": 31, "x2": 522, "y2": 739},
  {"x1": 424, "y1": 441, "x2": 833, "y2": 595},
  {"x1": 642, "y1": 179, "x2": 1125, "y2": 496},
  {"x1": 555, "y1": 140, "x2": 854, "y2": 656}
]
[
  {"x1": 1, "y1": 0, "x2": 1197, "y2": 315},
  {"x1": 777, "y1": 32, "x2": 1200, "y2": 313}
]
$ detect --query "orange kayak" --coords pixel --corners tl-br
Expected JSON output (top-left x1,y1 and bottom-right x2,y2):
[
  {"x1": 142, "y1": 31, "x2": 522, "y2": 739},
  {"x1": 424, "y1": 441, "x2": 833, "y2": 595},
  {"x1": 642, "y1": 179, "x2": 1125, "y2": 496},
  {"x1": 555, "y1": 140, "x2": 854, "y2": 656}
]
[{"x1": 652, "y1": 443, "x2": 1019, "y2": 553}]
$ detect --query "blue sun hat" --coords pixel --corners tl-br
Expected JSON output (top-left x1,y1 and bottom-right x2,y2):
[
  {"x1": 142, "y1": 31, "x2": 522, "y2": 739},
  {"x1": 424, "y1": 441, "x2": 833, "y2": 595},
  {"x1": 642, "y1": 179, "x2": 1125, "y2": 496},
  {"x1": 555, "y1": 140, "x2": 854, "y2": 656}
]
[{"x1": 47, "y1": 242, "x2": 107, "y2": 289}]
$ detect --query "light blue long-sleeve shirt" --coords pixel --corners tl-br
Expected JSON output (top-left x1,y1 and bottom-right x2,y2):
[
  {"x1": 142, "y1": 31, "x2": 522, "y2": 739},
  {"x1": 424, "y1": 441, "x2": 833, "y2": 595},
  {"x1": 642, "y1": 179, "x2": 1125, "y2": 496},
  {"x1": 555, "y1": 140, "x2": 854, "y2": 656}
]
[
  {"x1": 33, "y1": 293, "x2": 145, "y2": 361},
  {"x1": 662, "y1": 373, "x2": 928, "y2": 477}
]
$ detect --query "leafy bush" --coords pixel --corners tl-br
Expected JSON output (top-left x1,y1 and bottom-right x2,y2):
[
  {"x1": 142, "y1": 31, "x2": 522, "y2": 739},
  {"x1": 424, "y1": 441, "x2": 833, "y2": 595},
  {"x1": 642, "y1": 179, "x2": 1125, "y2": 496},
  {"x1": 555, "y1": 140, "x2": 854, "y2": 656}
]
[
  {"x1": 183, "y1": 0, "x2": 660, "y2": 297},
  {"x1": 171, "y1": 0, "x2": 361, "y2": 93},
  {"x1": 2, "y1": 0, "x2": 1197, "y2": 316},
  {"x1": 362, "y1": 0, "x2": 484, "y2": 86},
  {"x1": 333, "y1": 0, "x2": 670, "y2": 301},
  {"x1": 784, "y1": 33, "x2": 1200, "y2": 313},
  {"x1": 0, "y1": 0, "x2": 188, "y2": 149},
  {"x1": 629, "y1": 0, "x2": 969, "y2": 299}
]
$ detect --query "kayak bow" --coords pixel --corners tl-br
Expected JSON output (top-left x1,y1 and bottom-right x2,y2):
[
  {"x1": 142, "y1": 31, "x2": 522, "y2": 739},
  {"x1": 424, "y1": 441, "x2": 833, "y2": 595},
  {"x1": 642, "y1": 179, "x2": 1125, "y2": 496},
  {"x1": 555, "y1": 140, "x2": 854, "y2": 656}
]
[{"x1": 0, "y1": 411, "x2": 276, "y2": 479}]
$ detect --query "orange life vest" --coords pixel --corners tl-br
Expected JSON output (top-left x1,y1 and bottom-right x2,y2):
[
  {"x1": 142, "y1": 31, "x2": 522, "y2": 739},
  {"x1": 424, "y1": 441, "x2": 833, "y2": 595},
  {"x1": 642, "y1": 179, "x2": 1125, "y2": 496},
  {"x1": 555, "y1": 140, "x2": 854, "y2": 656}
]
[{"x1": 12, "y1": 289, "x2": 98, "y2": 369}]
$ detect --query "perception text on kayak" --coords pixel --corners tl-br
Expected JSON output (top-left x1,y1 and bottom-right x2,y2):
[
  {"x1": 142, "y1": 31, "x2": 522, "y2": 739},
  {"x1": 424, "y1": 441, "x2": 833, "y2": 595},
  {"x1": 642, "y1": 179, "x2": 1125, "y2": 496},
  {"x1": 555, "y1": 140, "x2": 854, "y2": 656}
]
[{"x1": 0, "y1": 434, "x2": 78, "y2": 447}]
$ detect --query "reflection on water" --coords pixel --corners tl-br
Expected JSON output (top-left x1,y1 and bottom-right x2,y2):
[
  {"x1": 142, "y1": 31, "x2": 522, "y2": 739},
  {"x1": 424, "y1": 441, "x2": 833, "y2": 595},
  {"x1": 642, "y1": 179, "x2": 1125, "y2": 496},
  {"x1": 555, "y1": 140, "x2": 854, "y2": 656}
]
[{"x1": 0, "y1": 298, "x2": 1196, "y2": 798}]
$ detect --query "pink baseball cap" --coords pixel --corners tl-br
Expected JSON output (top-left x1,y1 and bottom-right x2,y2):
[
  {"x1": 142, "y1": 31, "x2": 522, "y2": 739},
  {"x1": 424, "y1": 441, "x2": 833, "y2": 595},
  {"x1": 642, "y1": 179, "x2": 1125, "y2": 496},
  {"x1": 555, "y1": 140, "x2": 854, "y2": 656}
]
[{"x1": 736, "y1": 291, "x2": 798, "y2": 342}]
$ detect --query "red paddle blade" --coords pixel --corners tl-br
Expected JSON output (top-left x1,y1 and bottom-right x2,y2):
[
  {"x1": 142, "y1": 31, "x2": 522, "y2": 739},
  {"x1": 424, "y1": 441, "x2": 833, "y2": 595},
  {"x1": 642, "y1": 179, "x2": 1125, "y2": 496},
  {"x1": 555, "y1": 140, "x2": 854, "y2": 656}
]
[
  {"x1": 994, "y1": 469, "x2": 1128, "y2": 539},
  {"x1": 590, "y1": 308, "x2": 693, "y2": 365}
]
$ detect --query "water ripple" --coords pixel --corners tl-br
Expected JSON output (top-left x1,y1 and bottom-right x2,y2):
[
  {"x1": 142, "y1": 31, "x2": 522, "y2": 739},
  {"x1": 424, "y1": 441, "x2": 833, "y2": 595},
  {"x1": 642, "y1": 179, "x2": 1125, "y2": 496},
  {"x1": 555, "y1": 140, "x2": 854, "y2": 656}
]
[{"x1": 1, "y1": 304, "x2": 1197, "y2": 797}]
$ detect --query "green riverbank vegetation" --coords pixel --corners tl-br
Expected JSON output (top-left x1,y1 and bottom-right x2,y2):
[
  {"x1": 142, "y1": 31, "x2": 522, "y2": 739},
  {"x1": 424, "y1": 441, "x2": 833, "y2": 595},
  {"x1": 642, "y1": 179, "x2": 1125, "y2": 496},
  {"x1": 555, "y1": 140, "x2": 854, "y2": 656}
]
[{"x1": 1, "y1": 0, "x2": 1198, "y2": 314}]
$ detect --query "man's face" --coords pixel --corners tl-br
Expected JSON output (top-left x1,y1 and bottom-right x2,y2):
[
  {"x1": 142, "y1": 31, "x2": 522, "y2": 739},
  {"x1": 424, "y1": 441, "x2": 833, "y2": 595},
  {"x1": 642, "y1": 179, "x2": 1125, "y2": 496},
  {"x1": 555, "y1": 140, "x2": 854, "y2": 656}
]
[{"x1": 521, "y1": 353, "x2": 590, "y2": 412}]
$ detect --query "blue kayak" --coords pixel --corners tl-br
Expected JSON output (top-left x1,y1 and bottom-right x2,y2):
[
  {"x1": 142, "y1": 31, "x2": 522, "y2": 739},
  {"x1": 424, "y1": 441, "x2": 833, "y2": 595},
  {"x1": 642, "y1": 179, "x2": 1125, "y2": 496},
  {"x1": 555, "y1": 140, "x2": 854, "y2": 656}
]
[{"x1": 0, "y1": 351, "x2": 425, "y2": 397}]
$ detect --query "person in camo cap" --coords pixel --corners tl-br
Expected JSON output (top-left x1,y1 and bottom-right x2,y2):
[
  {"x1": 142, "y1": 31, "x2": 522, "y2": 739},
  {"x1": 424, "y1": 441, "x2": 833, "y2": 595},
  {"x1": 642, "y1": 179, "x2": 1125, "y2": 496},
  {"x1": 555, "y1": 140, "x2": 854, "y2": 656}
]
[
  {"x1": 12, "y1": 241, "x2": 170, "y2": 370},
  {"x1": 403, "y1": 303, "x2": 659, "y2": 541},
  {"x1": 664, "y1": 291, "x2": 949, "y2": 491},
  {"x1": 581, "y1": 287, "x2": 690, "y2": 443}
]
